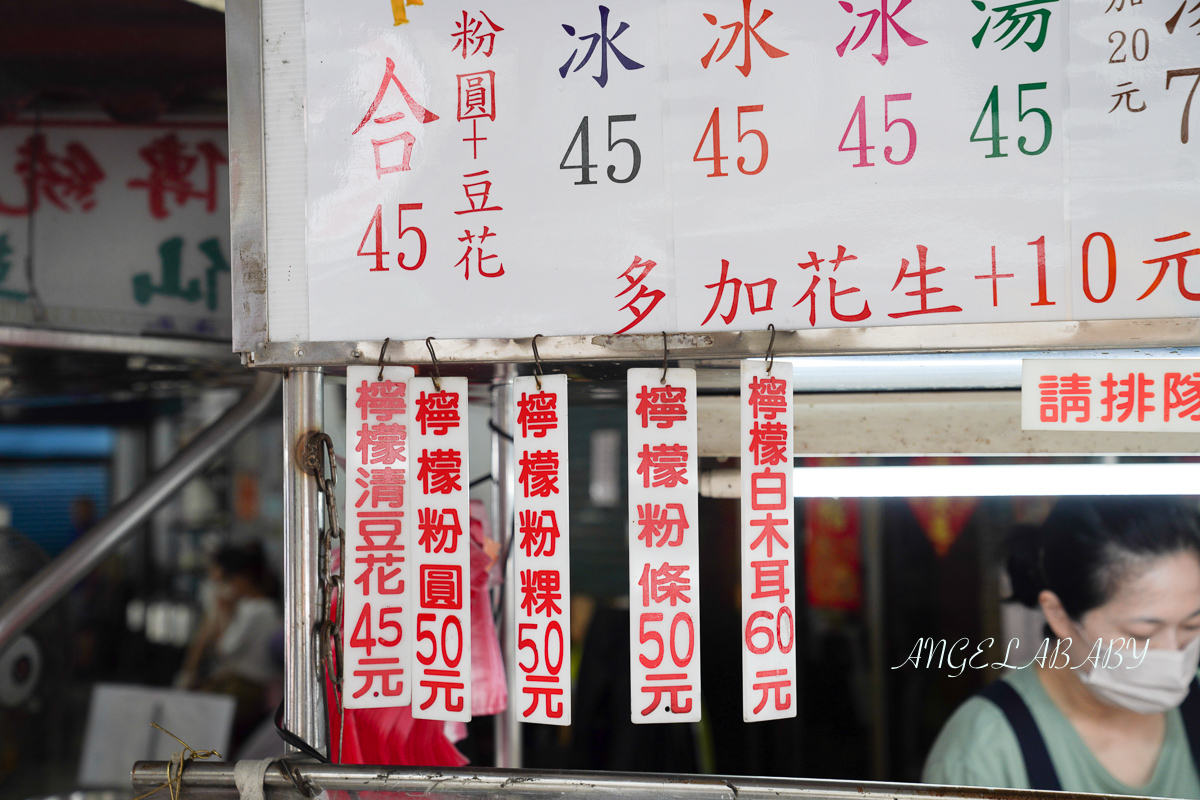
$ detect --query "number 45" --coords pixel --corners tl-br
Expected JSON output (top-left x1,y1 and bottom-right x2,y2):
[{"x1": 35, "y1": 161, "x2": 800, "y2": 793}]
[{"x1": 970, "y1": 83, "x2": 1053, "y2": 158}]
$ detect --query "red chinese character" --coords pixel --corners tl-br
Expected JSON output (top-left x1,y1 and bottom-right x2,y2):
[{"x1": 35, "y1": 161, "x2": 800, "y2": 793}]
[
  {"x1": 356, "y1": 422, "x2": 407, "y2": 465},
  {"x1": 356, "y1": 379, "x2": 407, "y2": 421},
  {"x1": 701, "y1": 259, "x2": 777, "y2": 325},
  {"x1": 888, "y1": 245, "x2": 963, "y2": 318},
  {"x1": 353, "y1": 58, "x2": 439, "y2": 178},
  {"x1": 457, "y1": 71, "x2": 497, "y2": 120},
  {"x1": 353, "y1": 57, "x2": 440, "y2": 135},
  {"x1": 517, "y1": 391, "x2": 559, "y2": 438},
  {"x1": 748, "y1": 420, "x2": 789, "y2": 466},
  {"x1": 1138, "y1": 232, "x2": 1200, "y2": 301},
  {"x1": 636, "y1": 443, "x2": 690, "y2": 488},
  {"x1": 415, "y1": 390, "x2": 461, "y2": 435},
  {"x1": 419, "y1": 676, "x2": 465, "y2": 713},
  {"x1": 636, "y1": 385, "x2": 688, "y2": 428},
  {"x1": 351, "y1": 660, "x2": 405, "y2": 700},
  {"x1": 640, "y1": 675, "x2": 693, "y2": 716},
  {"x1": 751, "y1": 559, "x2": 790, "y2": 602},
  {"x1": 127, "y1": 134, "x2": 227, "y2": 220},
  {"x1": 355, "y1": 467, "x2": 406, "y2": 509},
  {"x1": 747, "y1": 375, "x2": 787, "y2": 419},
  {"x1": 636, "y1": 503, "x2": 689, "y2": 547},
  {"x1": 419, "y1": 564, "x2": 463, "y2": 609},
  {"x1": 454, "y1": 169, "x2": 503, "y2": 215},
  {"x1": 417, "y1": 508, "x2": 463, "y2": 554},
  {"x1": 417, "y1": 448, "x2": 463, "y2": 494},
  {"x1": 701, "y1": 0, "x2": 790, "y2": 77},
  {"x1": 793, "y1": 246, "x2": 871, "y2": 326},
  {"x1": 615, "y1": 256, "x2": 666, "y2": 334},
  {"x1": 1101, "y1": 372, "x2": 1155, "y2": 423},
  {"x1": 749, "y1": 513, "x2": 790, "y2": 556},
  {"x1": 518, "y1": 509, "x2": 561, "y2": 557},
  {"x1": 752, "y1": 668, "x2": 792, "y2": 713},
  {"x1": 359, "y1": 517, "x2": 402, "y2": 549},
  {"x1": 452, "y1": 10, "x2": 504, "y2": 58},
  {"x1": 0, "y1": 134, "x2": 105, "y2": 217},
  {"x1": 639, "y1": 562, "x2": 692, "y2": 606},
  {"x1": 519, "y1": 450, "x2": 561, "y2": 498},
  {"x1": 750, "y1": 468, "x2": 788, "y2": 510},
  {"x1": 456, "y1": 226, "x2": 505, "y2": 279},
  {"x1": 523, "y1": 685, "x2": 566, "y2": 719},
  {"x1": 1038, "y1": 373, "x2": 1091, "y2": 423},
  {"x1": 520, "y1": 569, "x2": 564, "y2": 617},
  {"x1": 354, "y1": 552, "x2": 405, "y2": 595},
  {"x1": 1165, "y1": 372, "x2": 1200, "y2": 421},
  {"x1": 836, "y1": 0, "x2": 928, "y2": 66}
]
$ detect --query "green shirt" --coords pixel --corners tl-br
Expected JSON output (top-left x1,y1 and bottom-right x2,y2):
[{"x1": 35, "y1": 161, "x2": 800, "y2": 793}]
[{"x1": 923, "y1": 667, "x2": 1200, "y2": 798}]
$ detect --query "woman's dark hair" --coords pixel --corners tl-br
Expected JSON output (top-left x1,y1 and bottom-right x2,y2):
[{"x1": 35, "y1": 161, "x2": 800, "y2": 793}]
[
  {"x1": 212, "y1": 542, "x2": 267, "y2": 588},
  {"x1": 1007, "y1": 498, "x2": 1200, "y2": 619}
]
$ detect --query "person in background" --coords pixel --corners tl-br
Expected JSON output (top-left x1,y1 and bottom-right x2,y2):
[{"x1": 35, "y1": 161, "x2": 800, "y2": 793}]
[
  {"x1": 924, "y1": 499, "x2": 1200, "y2": 798},
  {"x1": 178, "y1": 543, "x2": 282, "y2": 747}
]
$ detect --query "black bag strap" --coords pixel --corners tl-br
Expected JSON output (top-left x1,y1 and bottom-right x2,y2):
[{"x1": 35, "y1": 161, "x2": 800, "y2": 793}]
[
  {"x1": 1179, "y1": 678, "x2": 1200, "y2": 773},
  {"x1": 980, "y1": 680, "x2": 1063, "y2": 791}
]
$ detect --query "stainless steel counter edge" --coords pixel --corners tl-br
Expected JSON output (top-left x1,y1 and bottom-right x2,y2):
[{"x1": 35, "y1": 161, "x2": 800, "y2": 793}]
[{"x1": 131, "y1": 761, "x2": 1107, "y2": 800}]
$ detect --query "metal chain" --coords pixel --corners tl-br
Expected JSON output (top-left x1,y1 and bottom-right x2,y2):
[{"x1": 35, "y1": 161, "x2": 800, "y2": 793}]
[{"x1": 300, "y1": 431, "x2": 345, "y2": 763}]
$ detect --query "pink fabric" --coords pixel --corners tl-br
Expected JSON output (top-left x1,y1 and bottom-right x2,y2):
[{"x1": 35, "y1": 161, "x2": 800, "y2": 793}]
[
  {"x1": 468, "y1": 500, "x2": 508, "y2": 718},
  {"x1": 322, "y1": 500, "x2": 508, "y2": 764}
]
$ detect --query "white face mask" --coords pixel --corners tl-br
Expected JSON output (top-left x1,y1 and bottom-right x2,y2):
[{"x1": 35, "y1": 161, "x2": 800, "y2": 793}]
[{"x1": 1078, "y1": 635, "x2": 1200, "y2": 714}]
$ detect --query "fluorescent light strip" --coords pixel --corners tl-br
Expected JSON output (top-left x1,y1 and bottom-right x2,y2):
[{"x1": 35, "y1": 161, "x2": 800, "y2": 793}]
[{"x1": 792, "y1": 463, "x2": 1200, "y2": 498}]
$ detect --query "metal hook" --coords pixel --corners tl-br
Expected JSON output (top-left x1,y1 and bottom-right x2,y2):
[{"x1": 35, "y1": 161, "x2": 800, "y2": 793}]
[
  {"x1": 377, "y1": 337, "x2": 390, "y2": 382},
  {"x1": 531, "y1": 334, "x2": 544, "y2": 391},
  {"x1": 765, "y1": 324, "x2": 776, "y2": 374},
  {"x1": 425, "y1": 337, "x2": 443, "y2": 391},
  {"x1": 660, "y1": 331, "x2": 669, "y2": 385}
]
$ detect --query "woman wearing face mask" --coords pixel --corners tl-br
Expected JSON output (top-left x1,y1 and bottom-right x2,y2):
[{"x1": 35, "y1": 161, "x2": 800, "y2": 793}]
[{"x1": 924, "y1": 499, "x2": 1200, "y2": 797}]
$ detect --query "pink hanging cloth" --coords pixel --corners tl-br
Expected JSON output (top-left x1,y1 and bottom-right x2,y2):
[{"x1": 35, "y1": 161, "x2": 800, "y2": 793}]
[{"x1": 325, "y1": 500, "x2": 507, "y2": 764}]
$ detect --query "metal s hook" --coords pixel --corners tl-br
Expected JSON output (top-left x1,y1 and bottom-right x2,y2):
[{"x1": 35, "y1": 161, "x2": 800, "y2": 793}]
[
  {"x1": 660, "y1": 331, "x2": 669, "y2": 385},
  {"x1": 425, "y1": 337, "x2": 443, "y2": 391},
  {"x1": 377, "y1": 337, "x2": 390, "y2": 381},
  {"x1": 531, "y1": 334, "x2": 544, "y2": 391},
  {"x1": 765, "y1": 324, "x2": 776, "y2": 374}
]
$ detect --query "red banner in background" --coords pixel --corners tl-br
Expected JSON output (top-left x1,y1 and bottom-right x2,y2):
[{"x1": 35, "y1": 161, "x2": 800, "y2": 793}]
[
  {"x1": 803, "y1": 458, "x2": 861, "y2": 612},
  {"x1": 905, "y1": 457, "x2": 979, "y2": 557}
]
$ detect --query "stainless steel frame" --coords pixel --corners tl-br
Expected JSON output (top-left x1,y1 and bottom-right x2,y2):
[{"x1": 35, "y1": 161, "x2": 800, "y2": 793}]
[
  {"x1": 243, "y1": 317, "x2": 1200, "y2": 369},
  {"x1": 130, "y1": 761, "x2": 1075, "y2": 800},
  {"x1": 0, "y1": 371, "x2": 280, "y2": 652},
  {"x1": 491, "y1": 366, "x2": 521, "y2": 768},
  {"x1": 282, "y1": 369, "x2": 327, "y2": 753},
  {"x1": 225, "y1": 0, "x2": 269, "y2": 354}
]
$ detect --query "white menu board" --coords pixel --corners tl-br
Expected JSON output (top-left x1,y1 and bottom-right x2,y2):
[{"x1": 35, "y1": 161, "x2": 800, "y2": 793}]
[
  {"x1": 344, "y1": 365, "x2": 415, "y2": 708},
  {"x1": 290, "y1": 0, "x2": 1200, "y2": 343},
  {"x1": 627, "y1": 367, "x2": 701, "y2": 724},
  {"x1": 409, "y1": 376, "x2": 472, "y2": 721},
  {"x1": 512, "y1": 374, "x2": 572, "y2": 725}
]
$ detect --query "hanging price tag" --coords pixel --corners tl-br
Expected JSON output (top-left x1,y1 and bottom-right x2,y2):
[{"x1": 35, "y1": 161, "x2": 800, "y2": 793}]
[
  {"x1": 739, "y1": 360, "x2": 796, "y2": 722},
  {"x1": 409, "y1": 376, "x2": 472, "y2": 722},
  {"x1": 512, "y1": 373, "x2": 571, "y2": 725},
  {"x1": 627, "y1": 367, "x2": 701, "y2": 724},
  {"x1": 344, "y1": 365, "x2": 415, "y2": 709}
]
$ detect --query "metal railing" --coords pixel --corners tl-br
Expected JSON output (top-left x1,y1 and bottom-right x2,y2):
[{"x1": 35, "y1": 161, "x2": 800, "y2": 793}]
[{"x1": 0, "y1": 371, "x2": 281, "y2": 652}]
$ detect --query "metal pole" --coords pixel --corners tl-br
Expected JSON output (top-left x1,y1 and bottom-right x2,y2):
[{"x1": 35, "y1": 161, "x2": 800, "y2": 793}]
[
  {"x1": 282, "y1": 368, "x2": 327, "y2": 754},
  {"x1": 492, "y1": 364, "x2": 521, "y2": 768},
  {"x1": 0, "y1": 371, "x2": 280, "y2": 652},
  {"x1": 861, "y1": 495, "x2": 888, "y2": 780}
]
